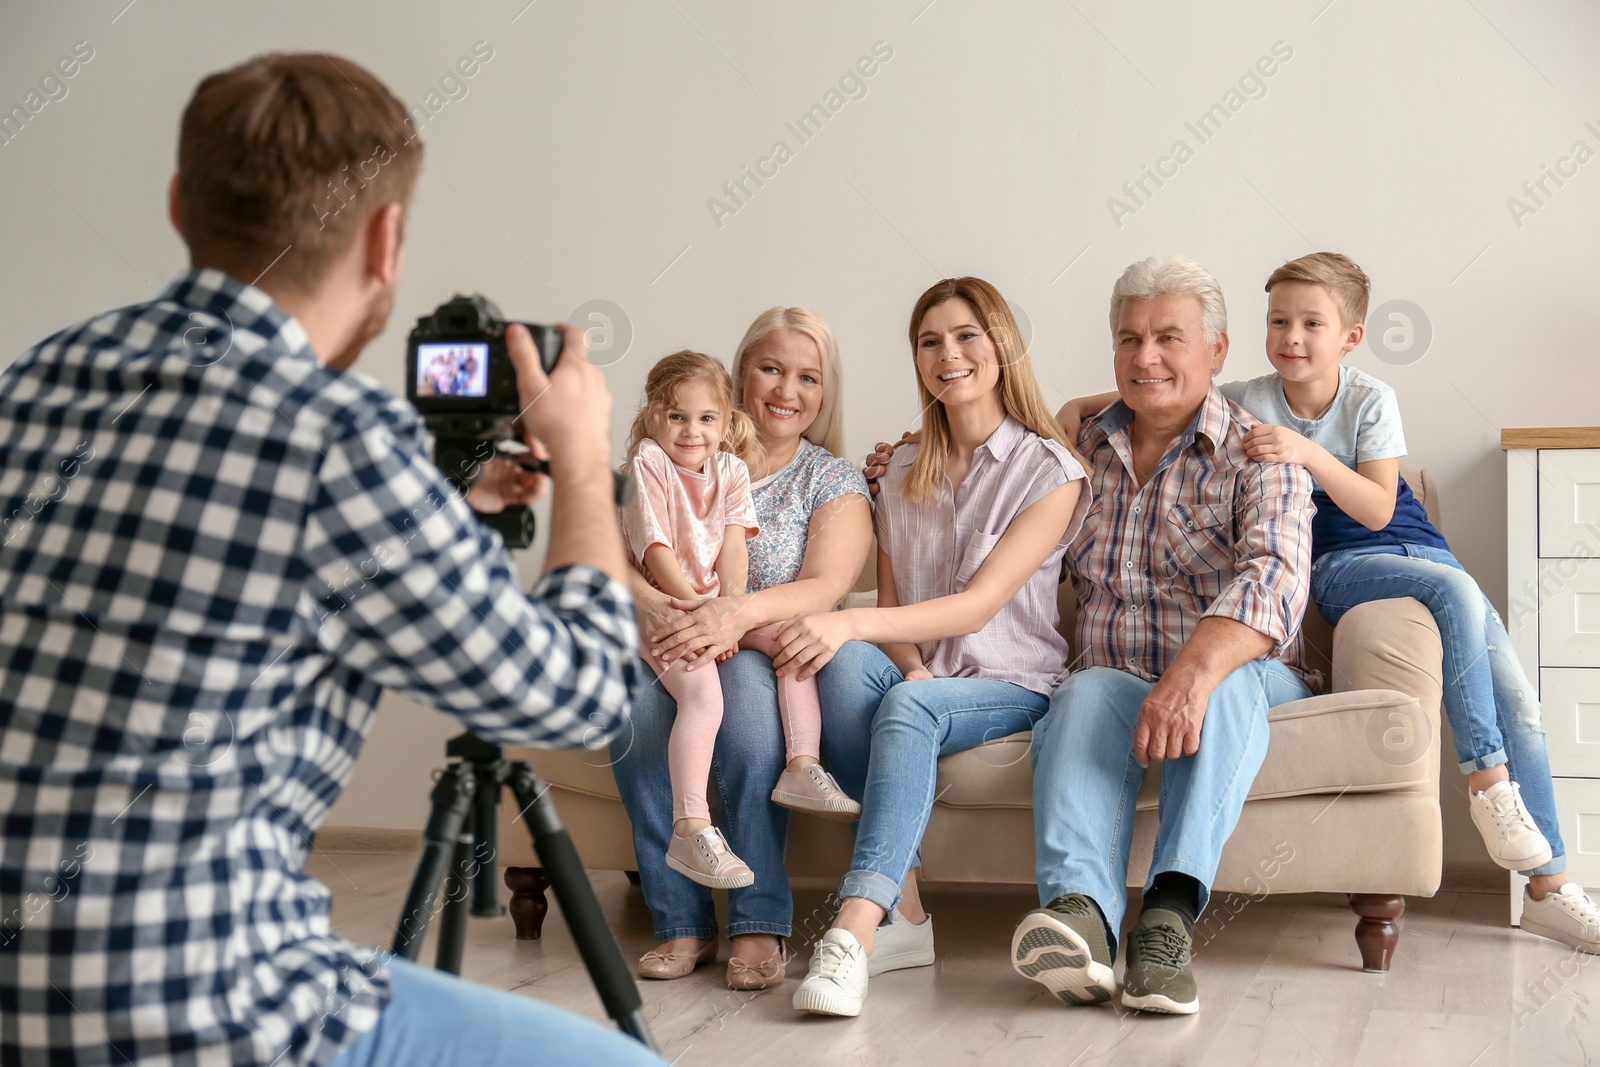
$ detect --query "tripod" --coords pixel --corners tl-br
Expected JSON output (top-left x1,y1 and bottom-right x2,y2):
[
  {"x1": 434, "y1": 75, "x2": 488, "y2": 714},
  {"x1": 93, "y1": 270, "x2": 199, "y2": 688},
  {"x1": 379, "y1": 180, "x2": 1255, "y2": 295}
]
[{"x1": 391, "y1": 732, "x2": 656, "y2": 1052}]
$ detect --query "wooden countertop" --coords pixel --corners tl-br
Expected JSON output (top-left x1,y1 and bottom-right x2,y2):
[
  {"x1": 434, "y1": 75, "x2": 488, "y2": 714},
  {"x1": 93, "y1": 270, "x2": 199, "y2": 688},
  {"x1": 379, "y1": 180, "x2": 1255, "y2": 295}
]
[{"x1": 1501, "y1": 427, "x2": 1600, "y2": 450}]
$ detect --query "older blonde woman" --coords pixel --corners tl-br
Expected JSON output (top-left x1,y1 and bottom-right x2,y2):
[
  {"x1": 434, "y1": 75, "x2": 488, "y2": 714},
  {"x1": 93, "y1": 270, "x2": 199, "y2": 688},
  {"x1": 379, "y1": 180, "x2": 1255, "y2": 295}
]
[{"x1": 611, "y1": 307, "x2": 885, "y2": 990}]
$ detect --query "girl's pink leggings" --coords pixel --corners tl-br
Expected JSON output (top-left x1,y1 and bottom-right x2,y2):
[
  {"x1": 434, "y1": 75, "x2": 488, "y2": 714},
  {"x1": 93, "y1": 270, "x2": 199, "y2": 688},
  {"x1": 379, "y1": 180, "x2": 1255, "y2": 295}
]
[{"x1": 649, "y1": 623, "x2": 821, "y2": 823}]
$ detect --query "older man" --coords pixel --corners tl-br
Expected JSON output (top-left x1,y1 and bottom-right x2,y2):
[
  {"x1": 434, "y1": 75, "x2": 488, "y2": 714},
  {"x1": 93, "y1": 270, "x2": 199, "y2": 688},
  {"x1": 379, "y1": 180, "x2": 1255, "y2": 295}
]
[{"x1": 1010, "y1": 256, "x2": 1315, "y2": 1015}]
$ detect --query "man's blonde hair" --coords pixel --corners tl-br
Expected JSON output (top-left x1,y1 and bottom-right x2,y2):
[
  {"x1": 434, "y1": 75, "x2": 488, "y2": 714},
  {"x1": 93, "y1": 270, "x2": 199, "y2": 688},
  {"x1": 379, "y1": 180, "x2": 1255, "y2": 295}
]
[{"x1": 1264, "y1": 252, "x2": 1371, "y2": 329}]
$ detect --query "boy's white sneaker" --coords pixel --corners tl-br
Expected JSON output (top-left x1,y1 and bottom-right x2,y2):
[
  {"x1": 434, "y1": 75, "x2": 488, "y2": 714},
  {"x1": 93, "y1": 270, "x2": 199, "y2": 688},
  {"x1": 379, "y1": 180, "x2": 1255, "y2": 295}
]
[
  {"x1": 1520, "y1": 884, "x2": 1600, "y2": 955},
  {"x1": 867, "y1": 910, "x2": 935, "y2": 976},
  {"x1": 793, "y1": 929, "x2": 869, "y2": 1016},
  {"x1": 1469, "y1": 780, "x2": 1553, "y2": 871}
]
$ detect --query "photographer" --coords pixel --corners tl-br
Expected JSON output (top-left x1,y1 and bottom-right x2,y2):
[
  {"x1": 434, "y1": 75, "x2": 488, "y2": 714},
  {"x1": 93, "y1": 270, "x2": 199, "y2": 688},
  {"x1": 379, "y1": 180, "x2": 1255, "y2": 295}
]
[{"x1": 0, "y1": 53, "x2": 657, "y2": 1067}]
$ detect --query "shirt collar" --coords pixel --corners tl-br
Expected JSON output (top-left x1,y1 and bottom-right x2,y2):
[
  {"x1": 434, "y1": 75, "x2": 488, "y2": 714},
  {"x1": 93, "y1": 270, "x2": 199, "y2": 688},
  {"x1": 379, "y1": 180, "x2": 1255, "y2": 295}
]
[
  {"x1": 157, "y1": 267, "x2": 315, "y2": 362},
  {"x1": 1084, "y1": 385, "x2": 1234, "y2": 455},
  {"x1": 977, "y1": 415, "x2": 1027, "y2": 461}
]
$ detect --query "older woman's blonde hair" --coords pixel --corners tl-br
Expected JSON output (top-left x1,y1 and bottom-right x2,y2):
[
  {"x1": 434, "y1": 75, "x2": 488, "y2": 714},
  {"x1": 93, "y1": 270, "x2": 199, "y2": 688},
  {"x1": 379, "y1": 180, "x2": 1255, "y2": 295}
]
[
  {"x1": 731, "y1": 307, "x2": 846, "y2": 459},
  {"x1": 901, "y1": 277, "x2": 1080, "y2": 504}
]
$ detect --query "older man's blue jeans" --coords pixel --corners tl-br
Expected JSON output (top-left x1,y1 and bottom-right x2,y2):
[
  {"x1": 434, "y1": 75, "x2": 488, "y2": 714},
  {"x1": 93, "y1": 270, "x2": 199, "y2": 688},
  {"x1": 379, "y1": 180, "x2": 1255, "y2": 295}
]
[
  {"x1": 1032, "y1": 660, "x2": 1310, "y2": 950},
  {"x1": 1312, "y1": 542, "x2": 1566, "y2": 877},
  {"x1": 609, "y1": 647, "x2": 880, "y2": 942}
]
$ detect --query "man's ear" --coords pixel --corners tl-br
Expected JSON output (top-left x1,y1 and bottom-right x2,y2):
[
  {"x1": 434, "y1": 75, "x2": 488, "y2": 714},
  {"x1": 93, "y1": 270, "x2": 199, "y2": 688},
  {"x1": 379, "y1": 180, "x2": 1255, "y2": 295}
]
[
  {"x1": 362, "y1": 201, "x2": 405, "y2": 288},
  {"x1": 167, "y1": 174, "x2": 185, "y2": 241},
  {"x1": 1211, "y1": 329, "x2": 1230, "y2": 373}
]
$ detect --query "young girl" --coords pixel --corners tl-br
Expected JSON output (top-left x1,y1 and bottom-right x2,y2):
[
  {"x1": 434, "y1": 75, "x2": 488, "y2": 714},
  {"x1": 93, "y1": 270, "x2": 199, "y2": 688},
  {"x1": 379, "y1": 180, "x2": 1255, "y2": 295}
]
[{"x1": 621, "y1": 351, "x2": 860, "y2": 891}]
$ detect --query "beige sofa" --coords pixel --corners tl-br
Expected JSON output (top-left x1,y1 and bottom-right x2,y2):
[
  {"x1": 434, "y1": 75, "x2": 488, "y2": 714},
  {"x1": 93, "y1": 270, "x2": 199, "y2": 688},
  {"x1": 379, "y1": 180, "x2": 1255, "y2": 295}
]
[{"x1": 497, "y1": 468, "x2": 1447, "y2": 972}]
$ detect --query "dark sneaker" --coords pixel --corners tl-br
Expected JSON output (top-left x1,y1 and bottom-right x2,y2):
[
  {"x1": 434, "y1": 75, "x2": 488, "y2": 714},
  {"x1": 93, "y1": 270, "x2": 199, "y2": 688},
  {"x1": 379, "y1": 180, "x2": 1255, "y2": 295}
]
[
  {"x1": 1120, "y1": 908, "x2": 1198, "y2": 1015},
  {"x1": 1011, "y1": 894, "x2": 1115, "y2": 1005}
]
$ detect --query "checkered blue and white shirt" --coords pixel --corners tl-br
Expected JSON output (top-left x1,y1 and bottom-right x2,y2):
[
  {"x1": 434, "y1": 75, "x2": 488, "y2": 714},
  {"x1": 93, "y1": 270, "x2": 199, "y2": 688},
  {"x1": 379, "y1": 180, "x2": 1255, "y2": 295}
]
[{"x1": 0, "y1": 270, "x2": 638, "y2": 1066}]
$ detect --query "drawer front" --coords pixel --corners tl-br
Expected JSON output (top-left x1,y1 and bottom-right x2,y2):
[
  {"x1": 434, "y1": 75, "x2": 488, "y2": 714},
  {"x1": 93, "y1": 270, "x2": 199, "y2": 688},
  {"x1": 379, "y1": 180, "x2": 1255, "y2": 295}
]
[
  {"x1": 1540, "y1": 669, "x2": 1600, "y2": 777},
  {"x1": 1539, "y1": 449, "x2": 1600, "y2": 558},
  {"x1": 1539, "y1": 559, "x2": 1600, "y2": 668},
  {"x1": 1552, "y1": 778, "x2": 1600, "y2": 890}
]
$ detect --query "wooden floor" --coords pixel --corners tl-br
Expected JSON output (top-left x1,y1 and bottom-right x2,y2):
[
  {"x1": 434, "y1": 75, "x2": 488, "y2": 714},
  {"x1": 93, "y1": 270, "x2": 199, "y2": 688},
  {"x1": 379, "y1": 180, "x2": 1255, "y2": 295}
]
[{"x1": 308, "y1": 851, "x2": 1597, "y2": 1066}]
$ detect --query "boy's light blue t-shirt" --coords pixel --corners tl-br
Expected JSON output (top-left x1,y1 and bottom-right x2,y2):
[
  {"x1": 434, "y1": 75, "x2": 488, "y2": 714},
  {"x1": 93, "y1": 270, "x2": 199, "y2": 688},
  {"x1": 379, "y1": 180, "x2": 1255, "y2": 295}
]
[
  {"x1": 1218, "y1": 364, "x2": 1449, "y2": 561},
  {"x1": 1219, "y1": 364, "x2": 1407, "y2": 476}
]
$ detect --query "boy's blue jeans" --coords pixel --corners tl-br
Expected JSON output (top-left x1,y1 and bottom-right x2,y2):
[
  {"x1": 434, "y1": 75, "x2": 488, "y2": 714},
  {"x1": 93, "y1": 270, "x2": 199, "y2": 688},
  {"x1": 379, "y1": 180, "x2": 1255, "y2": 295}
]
[
  {"x1": 1312, "y1": 542, "x2": 1565, "y2": 877},
  {"x1": 1031, "y1": 660, "x2": 1310, "y2": 952}
]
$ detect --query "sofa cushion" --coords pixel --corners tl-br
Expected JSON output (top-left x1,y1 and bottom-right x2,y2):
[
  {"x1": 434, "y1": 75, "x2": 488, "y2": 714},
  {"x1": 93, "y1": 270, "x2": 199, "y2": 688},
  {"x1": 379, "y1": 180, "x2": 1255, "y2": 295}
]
[{"x1": 931, "y1": 687, "x2": 1431, "y2": 810}]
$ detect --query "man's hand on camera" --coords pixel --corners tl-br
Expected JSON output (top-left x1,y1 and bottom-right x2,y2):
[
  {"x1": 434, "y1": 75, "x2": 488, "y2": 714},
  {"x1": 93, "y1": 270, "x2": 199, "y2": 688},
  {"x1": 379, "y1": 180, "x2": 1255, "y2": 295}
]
[
  {"x1": 508, "y1": 322, "x2": 611, "y2": 471},
  {"x1": 465, "y1": 457, "x2": 549, "y2": 514}
]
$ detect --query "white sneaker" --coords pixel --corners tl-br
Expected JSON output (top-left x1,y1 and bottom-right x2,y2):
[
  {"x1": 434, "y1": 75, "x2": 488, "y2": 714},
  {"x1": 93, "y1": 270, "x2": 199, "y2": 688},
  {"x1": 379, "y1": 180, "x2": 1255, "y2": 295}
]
[
  {"x1": 1469, "y1": 780, "x2": 1554, "y2": 871},
  {"x1": 664, "y1": 827, "x2": 755, "y2": 889},
  {"x1": 868, "y1": 909, "x2": 935, "y2": 976},
  {"x1": 792, "y1": 929, "x2": 869, "y2": 1016},
  {"x1": 1520, "y1": 884, "x2": 1600, "y2": 954}
]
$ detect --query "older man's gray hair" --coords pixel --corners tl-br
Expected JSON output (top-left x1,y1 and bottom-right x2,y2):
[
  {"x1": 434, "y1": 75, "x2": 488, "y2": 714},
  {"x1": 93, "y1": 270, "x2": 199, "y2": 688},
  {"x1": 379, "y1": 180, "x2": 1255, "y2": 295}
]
[{"x1": 1109, "y1": 255, "x2": 1229, "y2": 349}]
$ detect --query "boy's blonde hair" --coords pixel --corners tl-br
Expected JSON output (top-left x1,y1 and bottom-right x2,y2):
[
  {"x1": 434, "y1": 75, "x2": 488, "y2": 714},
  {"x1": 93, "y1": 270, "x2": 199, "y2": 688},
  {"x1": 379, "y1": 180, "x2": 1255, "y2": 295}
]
[
  {"x1": 900, "y1": 277, "x2": 1081, "y2": 505},
  {"x1": 731, "y1": 307, "x2": 847, "y2": 459},
  {"x1": 627, "y1": 350, "x2": 761, "y2": 470},
  {"x1": 1264, "y1": 252, "x2": 1371, "y2": 329}
]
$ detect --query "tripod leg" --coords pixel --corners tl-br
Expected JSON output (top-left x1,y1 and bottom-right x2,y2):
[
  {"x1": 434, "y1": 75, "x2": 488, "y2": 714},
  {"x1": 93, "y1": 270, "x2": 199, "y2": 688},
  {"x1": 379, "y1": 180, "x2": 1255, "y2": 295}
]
[
  {"x1": 392, "y1": 765, "x2": 476, "y2": 962},
  {"x1": 435, "y1": 834, "x2": 473, "y2": 974},
  {"x1": 505, "y1": 867, "x2": 550, "y2": 940},
  {"x1": 508, "y1": 763, "x2": 657, "y2": 1054}
]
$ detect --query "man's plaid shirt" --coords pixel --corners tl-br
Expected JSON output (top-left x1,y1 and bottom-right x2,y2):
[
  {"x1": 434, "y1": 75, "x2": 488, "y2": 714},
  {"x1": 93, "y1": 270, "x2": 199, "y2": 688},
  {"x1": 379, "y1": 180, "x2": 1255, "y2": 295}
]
[
  {"x1": 1069, "y1": 388, "x2": 1317, "y2": 686},
  {"x1": 0, "y1": 271, "x2": 638, "y2": 1065}
]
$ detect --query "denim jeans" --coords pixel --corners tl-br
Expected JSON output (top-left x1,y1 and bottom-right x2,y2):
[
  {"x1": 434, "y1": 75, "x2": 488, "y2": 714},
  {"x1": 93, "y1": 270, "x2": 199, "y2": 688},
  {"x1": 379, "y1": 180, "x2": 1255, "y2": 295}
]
[
  {"x1": 328, "y1": 956, "x2": 662, "y2": 1067},
  {"x1": 609, "y1": 645, "x2": 881, "y2": 941},
  {"x1": 1313, "y1": 542, "x2": 1565, "y2": 876},
  {"x1": 1032, "y1": 661, "x2": 1311, "y2": 952},
  {"x1": 821, "y1": 641, "x2": 1049, "y2": 914}
]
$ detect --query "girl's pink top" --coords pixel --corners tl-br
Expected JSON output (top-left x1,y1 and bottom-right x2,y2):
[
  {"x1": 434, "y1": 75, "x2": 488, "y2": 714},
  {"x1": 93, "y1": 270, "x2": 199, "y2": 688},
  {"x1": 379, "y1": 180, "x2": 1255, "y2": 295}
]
[{"x1": 621, "y1": 438, "x2": 759, "y2": 597}]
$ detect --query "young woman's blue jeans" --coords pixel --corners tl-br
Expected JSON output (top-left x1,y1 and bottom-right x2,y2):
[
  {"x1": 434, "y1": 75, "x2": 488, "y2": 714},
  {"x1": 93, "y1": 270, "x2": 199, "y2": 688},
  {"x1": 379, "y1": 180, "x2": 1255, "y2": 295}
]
[
  {"x1": 608, "y1": 646, "x2": 880, "y2": 942},
  {"x1": 1312, "y1": 542, "x2": 1565, "y2": 877},
  {"x1": 1031, "y1": 660, "x2": 1311, "y2": 952},
  {"x1": 328, "y1": 956, "x2": 662, "y2": 1066},
  {"x1": 817, "y1": 641, "x2": 1050, "y2": 915}
]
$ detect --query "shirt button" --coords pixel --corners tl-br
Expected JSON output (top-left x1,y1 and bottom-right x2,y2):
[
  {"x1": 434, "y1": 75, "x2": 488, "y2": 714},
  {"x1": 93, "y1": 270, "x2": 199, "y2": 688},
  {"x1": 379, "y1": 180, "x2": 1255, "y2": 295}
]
[
  {"x1": 1186, "y1": 521, "x2": 1195, "y2": 529},
  {"x1": 1125, "y1": 560, "x2": 1133, "y2": 569},
  {"x1": 1129, "y1": 605, "x2": 1140, "y2": 614},
  {"x1": 1133, "y1": 506, "x2": 1141, "y2": 514}
]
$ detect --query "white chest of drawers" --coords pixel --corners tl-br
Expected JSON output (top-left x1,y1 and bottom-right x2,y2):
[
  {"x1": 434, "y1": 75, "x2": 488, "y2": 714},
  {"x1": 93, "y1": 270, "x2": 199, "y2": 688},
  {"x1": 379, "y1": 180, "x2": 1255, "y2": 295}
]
[{"x1": 1504, "y1": 428, "x2": 1600, "y2": 923}]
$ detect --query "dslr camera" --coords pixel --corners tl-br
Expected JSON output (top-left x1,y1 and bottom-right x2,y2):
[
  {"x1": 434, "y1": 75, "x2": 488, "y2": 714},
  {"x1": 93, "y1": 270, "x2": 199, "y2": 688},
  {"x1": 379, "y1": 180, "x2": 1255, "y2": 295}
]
[{"x1": 406, "y1": 294, "x2": 561, "y2": 549}]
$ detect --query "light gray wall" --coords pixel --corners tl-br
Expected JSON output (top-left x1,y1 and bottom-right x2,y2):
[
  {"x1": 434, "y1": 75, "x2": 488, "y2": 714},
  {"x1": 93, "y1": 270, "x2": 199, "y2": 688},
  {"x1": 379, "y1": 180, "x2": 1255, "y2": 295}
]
[{"x1": 4, "y1": 2, "x2": 1597, "y2": 863}]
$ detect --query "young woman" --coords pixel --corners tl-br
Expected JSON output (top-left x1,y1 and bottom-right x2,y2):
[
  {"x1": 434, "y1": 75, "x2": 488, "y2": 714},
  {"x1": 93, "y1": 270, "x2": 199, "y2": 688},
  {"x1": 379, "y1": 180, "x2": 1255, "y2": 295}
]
[{"x1": 772, "y1": 278, "x2": 1091, "y2": 1017}]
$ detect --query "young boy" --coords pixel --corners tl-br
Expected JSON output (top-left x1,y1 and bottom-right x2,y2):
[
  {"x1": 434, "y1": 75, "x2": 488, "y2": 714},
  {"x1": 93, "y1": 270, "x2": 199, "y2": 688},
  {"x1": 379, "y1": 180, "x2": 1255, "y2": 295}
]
[{"x1": 1059, "y1": 252, "x2": 1597, "y2": 954}]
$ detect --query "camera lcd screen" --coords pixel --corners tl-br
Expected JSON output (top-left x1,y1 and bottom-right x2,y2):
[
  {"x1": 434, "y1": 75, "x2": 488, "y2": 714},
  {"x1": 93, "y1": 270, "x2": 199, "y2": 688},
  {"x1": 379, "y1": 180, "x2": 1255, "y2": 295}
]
[{"x1": 416, "y1": 342, "x2": 490, "y2": 398}]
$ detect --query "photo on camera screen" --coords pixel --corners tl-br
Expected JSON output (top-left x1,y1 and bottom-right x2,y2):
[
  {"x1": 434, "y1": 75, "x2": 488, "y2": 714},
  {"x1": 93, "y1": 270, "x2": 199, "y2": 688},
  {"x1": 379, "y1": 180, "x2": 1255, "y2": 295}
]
[{"x1": 416, "y1": 342, "x2": 490, "y2": 398}]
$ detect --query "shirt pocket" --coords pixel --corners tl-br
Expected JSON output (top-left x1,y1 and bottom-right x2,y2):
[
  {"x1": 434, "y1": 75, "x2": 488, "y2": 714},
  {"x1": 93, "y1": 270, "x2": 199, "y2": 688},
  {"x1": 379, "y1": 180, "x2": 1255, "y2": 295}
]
[
  {"x1": 953, "y1": 530, "x2": 1004, "y2": 591},
  {"x1": 1160, "y1": 502, "x2": 1233, "y2": 579}
]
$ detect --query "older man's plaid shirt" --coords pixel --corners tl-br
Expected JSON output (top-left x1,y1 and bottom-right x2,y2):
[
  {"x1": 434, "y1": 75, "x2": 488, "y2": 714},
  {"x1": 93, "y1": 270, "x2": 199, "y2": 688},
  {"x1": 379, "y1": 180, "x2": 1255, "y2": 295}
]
[
  {"x1": 1069, "y1": 388, "x2": 1317, "y2": 686},
  {"x1": 0, "y1": 271, "x2": 637, "y2": 1066}
]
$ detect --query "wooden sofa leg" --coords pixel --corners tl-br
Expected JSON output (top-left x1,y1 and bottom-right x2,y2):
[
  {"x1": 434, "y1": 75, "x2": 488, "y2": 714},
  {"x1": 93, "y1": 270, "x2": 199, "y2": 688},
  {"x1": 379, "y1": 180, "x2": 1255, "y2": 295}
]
[
  {"x1": 505, "y1": 867, "x2": 550, "y2": 940},
  {"x1": 1349, "y1": 894, "x2": 1404, "y2": 972}
]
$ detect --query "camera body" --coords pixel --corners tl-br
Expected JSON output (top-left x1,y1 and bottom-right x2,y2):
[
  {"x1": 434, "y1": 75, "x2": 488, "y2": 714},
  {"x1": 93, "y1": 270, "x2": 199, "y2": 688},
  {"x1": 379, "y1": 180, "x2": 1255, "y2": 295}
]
[{"x1": 407, "y1": 294, "x2": 562, "y2": 548}]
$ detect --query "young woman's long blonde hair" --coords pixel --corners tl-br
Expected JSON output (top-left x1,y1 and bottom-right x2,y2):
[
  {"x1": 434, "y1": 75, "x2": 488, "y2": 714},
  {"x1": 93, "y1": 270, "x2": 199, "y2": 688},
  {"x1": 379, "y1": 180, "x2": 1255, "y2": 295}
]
[
  {"x1": 626, "y1": 350, "x2": 762, "y2": 470},
  {"x1": 900, "y1": 277, "x2": 1081, "y2": 504},
  {"x1": 731, "y1": 307, "x2": 847, "y2": 459}
]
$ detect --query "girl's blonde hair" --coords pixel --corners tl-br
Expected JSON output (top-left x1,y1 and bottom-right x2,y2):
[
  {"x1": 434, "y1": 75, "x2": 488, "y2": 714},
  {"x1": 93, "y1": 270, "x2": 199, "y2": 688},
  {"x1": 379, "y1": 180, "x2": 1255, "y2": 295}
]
[
  {"x1": 731, "y1": 307, "x2": 847, "y2": 458},
  {"x1": 900, "y1": 277, "x2": 1082, "y2": 504},
  {"x1": 626, "y1": 350, "x2": 761, "y2": 470}
]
